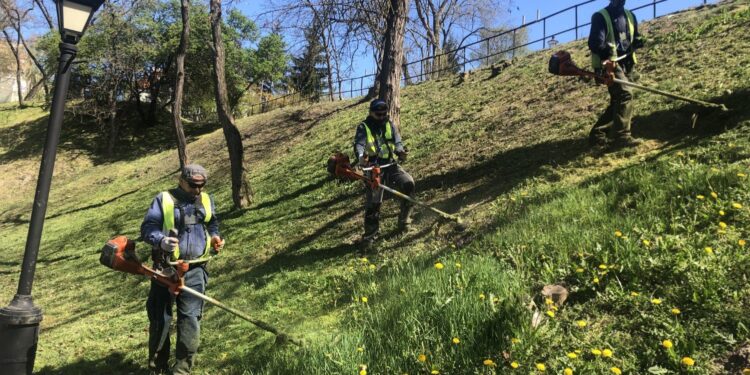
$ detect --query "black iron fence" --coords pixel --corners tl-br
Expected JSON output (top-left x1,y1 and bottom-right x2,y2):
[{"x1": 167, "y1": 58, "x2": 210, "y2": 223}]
[{"x1": 245, "y1": 0, "x2": 715, "y2": 117}]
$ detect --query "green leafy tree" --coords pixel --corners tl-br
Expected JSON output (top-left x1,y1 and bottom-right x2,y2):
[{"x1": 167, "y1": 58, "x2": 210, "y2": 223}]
[{"x1": 290, "y1": 24, "x2": 327, "y2": 101}]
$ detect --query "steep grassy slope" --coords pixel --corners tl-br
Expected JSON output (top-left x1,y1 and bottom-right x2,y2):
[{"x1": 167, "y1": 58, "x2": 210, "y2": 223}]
[{"x1": 1, "y1": 1, "x2": 749, "y2": 374}]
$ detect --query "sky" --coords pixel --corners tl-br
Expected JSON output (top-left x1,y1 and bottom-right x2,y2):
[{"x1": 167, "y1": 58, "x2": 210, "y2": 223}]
[{"x1": 233, "y1": 0, "x2": 716, "y2": 96}]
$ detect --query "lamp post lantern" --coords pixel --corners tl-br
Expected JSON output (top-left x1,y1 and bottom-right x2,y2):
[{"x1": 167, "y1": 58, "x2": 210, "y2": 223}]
[{"x1": 0, "y1": 0, "x2": 104, "y2": 373}]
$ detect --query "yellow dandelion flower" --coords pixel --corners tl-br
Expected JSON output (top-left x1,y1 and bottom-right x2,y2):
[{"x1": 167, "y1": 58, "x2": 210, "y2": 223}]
[
  {"x1": 510, "y1": 361, "x2": 520, "y2": 369},
  {"x1": 705, "y1": 247, "x2": 714, "y2": 255},
  {"x1": 564, "y1": 368, "x2": 573, "y2": 375},
  {"x1": 615, "y1": 230, "x2": 623, "y2": 237},
  {"x1": 434, "y1": 262, "x2": 444, "y2": 270},
  {"x1": 642, "y1": 239, "x2": 651, "y2": 246},
  {"x1": 603, "y1": 349, "x2": 613, "y2": 358},
  {"x1": 360, "y1": 257, "x2": 369, "y2": 264},
  {"x1": 651, "y1": 298, "x2": 662, "y2": 305},
  {"x1": 545, "y1": 297, "x2": 554, "y2": 305},
  {"x1": 536, "y1": 363, "x2": 546, "y2": 372},
  {"x1": 357, "y1": 347, "x2": 364, "y2": 353},
  {"x1": 479, "y1": 293, "x2": 486, "y2": 300},
  {"x1": 611, "y1": 367, "x2": 622, "y2": 375},
  {"x1": 369, "y1": 264, "x2": 376, "y2": 271},
  {"x1": 359, "y1": 369, "x2": 367, "y2": 375},
  {"x1": 567, "y1": 352, "x2": 578, "y2": 359},
  {"x1": 681, "y1": 357, "x2": 695, "y2": 366},
  {"x1": 711, "y1": 167, "x2": 720, "y2": 173},
  {"x1": 599, "y1": 264, "x2": 608, "y2": 270},
  {"x1": 740, "y1": 239, "x2": 747, "y2": 247},
  {"x1": 576, "y1": 320, "x2": 587, "y2": 328},
  {"x1": 720, "y1": 210, "x2": 726, "y2": 216},
  {"x1": 630, "y1": 291, "x2": 640, "y2": 297},
  {"x1": 733, "y1": 203, "x2": 743, "y2": 209},
  {"x1": 591, "y1": 349, "x2": 602, "y2": 356},
  {"x1": 711, "y1": 192, "x2": 718, "y2": 199},
  {"x1": 400, "y1": 288, "x2": 406, "y2": 294},
  {"x1": 418, "y1": 354, "x2": 427, "y2": 362},
  {"x1": 593, "y1": 277, "x2": 600, "y2": 284},
  {"x1": 546, "y1": 310, "x2": 555, "y2": 318},
  {"x1": 455, "y1": 262, "x2": 462, "y2": 269},
  {"x1": 662, "y1": 340, "x2": 673, "y2": 349},
  {"x1": 696, "y1": 195, "x2": 705, "y2": 200},
  {"x1": 360, "y1": 296, "x2": 368, "y2": 303},
  {"x1": 452, "y1": 337, "x2": 460, "y2": 345},
  {"x1": 719, "y1": 222, "x2": 728, "y2": 229},
  {"x1": 738, "y1": 173, "x2": 747, "y2": 178},
  {"x1": 431, "y1": 370, "x2": 440, "y2": 375},
  {"x1": 575, "y1": 268, "x2": 584, "y2": 273},
  {"x1": 511, "y1": 338, "x2": 521, "y2": 344},
  {"x1": 483, "y1": 359, "x2": 496, "y2": 367},
  {"x1": 671, "y1": 308, "x2": 681, "y2": 315},
  {"x1": 677, "y1": 151, "x2": 685, "y2": 156}
]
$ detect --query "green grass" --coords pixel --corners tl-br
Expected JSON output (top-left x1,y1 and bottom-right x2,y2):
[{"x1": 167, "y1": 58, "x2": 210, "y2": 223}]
[{"x1": 1, "y1": 1, "x2": 750, "y2": 374}]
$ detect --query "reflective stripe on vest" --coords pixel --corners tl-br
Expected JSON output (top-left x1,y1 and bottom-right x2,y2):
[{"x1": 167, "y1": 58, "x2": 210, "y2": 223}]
[
  {"x1": 363, "y1": 122, "x2": 395, "y2": 160},
  {"x1": 160, "y1": 191, "x2": 213, "y2": 260},
  {"x1": 592, "y1": 8, "x2": 637, "y2": 69}
]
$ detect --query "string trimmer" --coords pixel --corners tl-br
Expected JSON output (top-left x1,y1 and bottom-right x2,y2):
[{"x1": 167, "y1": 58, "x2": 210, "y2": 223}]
[
  {"x1": 328, "y1": 153, "x2": 465, "y2": 226},
  {"x1": 99, "y1": 236, "x2": 303, "y2": 346},
  {"x1": 548, "y1": 51, "x2": 728, "y2": 111}
]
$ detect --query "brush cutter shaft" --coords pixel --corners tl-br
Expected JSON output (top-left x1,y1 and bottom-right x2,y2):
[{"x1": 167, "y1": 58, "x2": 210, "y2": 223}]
[
  {"x1": 362, "y1": 163, "x2": 395, "y2": 171},
  {"x1": 178, "y1": 286, "x2": 303, "y2": 346},
  {"x1": 613, "y1": 79, "x2": 727, "y2": 110},
  {"x1": 377, "y1": 184, "x2": 462, "y2": 223}
]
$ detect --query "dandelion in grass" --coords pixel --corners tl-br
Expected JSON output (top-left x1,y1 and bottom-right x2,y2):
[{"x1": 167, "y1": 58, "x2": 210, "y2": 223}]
[
  {"x1": 564, "y1": 368, "x2": 573, "y2": 375},
  {"x1": 738, "y1": 173, "x2": 747, "y2": 178},
  {"x1": 711, "y1": 192, "x2": 719, "y2": 199},
  {"x1": 615, "y1": 230, "x2": 623, "y2": 237},
  {"x1": 360, "y1": 258, "x2": 369, "y2": 264},
  {"x1": 591, "y1": 349, "x2": 602, "y2": 356},
  {"x1": 651, "y1": 298, "x2": 662, "y2": 305},
  {"x1": 545, "y1": 297, "x2": 554, "y2": 305},
  {"x1": 357, "y1": 347, "x2": 364, "y2": 353},
  {"x1": 697, "y1": 195, "x2": 705, "y2": 200},
  {"x1": 567, "y1": 352, "x2": 578, "y2": 359},
  {"x1": 630, "y1": 291, "x2": 640, "y2": 297},
  {"x1": 642, "y1": 239, "x2": 651, "y2": 247},
  {"x1": 546, "y1": 310, "x2": 555, "y2": 318},
  {"x1": 719, "y1": 222, "x2": 728, "y2": 229},
  {"x1": 418, "y1": 354, "x2": 427, "y2": 362},
  {"x1": 681, "y1": 357, "x2": 695, "y2": 366},
  {"x1": 434, "y1": 262, "x2": 445, "y2": 270},
  {"x1": 576, "y1": 320, "x2": 587, "y2": 328},
  {"x1": 740, "y1": 239, "x2": 747, "y2": 247},
  {"x1": 431, "y1": 370, "x2": 440, "y2": 375},
  {"x1": 611, "y1": 367, "x2": 622, "y2": 375},
  {"x1": 733, "y1": 203, "x2": 743, "y2": 209},
  {"x1": 455, "y1": 262, "x2": 462, "y2": 269},
  {"x1": 599, "y1": 264, "x2": 608, "y2": 270},
  {"x1": 369, "y1": 264, "x2": 376, "y2": 271},
  {"x1": 576, "y1": 268, "x2": 584, "y2": 273},
  {"x1": 603, "y1": 349, "x2": 613, "y2": 358},
  {"x1": 536, "y1": 363, "x2": 546, "y2": 372},
  {"x1": 483, "y1": 359, "x2": 496, "y2": 367},
  {"x1": 452, "y1": 337, "x2": 460, "y2": 345},
  {"x1": 662, "y1": 340, "x2": 673, "y2": 349},
  {"x1": 361, "y1": 296, "x2": 368, "y2": 303},
  {"x1": 479, "y1": 293, "x2": 486, "y2": 300},
  {"x1": 593, "y1": 277, "x2": 600, "y2": 284},
  {"x1": 705, "y1": 247, "x2": 714, "y2": 255},
  {"x1": 359, "y1": 369, "x2": 367, "y2": 375},
  {"x1": 400, "y1": 288, "x2": 406, "y2": 294},
  {"x1": 720, "y1": 210, "x2": 726, "y2": 216},
  {"x1": 510, "y1": 361, "x2": 520, "y2": 369},
  {"x1": 511, "y1": 338, "x2": 521, "y2": 344},
  {"x1": 671, "y1": 308, "x2": 681, "y2": 315}
]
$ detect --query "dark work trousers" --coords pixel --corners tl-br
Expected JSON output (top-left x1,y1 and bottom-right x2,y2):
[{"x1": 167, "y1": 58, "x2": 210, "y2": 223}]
[
  {"x1": 590, "y1": 65, "x2": 635, "y2": 144},
  {"x1": 147, "y1": 265, "x2": 207, "y2": 375},
  {"x1": 363, "y1": 164, "x2": 415, "y2": 239}
]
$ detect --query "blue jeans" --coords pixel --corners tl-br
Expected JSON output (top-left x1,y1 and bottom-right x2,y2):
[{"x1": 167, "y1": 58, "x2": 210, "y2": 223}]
[{"x1": 147, "y1": 266, "x2": 207, "y2": 374}]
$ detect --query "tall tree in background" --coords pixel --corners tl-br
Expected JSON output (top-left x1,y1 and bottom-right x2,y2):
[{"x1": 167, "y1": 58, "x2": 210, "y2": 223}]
[
  {"x1": 378, "y1": 0, "x2": 409, "y2": 130},
  {"x1": 209, "y1": 0, "x2": 253, "y2": 208},
  {"x1": 1, "y1": 0, "x2": 32, "y2": 106},
  {"x1": 172, "y1": 0, "x2": 190, "y2": 168},
  {"x1": 290, "y1": 22, "x2": 327, "y2": 101}
]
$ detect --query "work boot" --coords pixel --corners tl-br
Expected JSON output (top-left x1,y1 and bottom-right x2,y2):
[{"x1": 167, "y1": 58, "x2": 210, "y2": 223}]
[{"x1": 611, "y1": 136, "x2": 643, "y2": 149}]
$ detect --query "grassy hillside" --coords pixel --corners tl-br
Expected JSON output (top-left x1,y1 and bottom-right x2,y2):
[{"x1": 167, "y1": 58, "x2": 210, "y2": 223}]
[{"x1": 1, "y1": 1, "x2": 750, "y2": 374}]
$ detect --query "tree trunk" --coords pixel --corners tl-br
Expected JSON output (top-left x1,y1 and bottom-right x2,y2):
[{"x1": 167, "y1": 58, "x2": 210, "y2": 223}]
[
  {"x1": 402, "y1": 54, "x2": 412, "y2": 85},
  {"x1": 106, "y1": 79, "x2": 122, "y2": 158},
  {"x1": 32, "y1": 0, "x2": 55, "y2": 30},
  {"x1": 171, "y1": 0, "x2": 191, "y2": 169},
  {"x1": 322, "y1": 31, "x2": 335, "y2": 101},
  {"x1": 20, "y1": 34, "x2": 48, "y2": 98},
  {"x1": 209, "y1": 0, "x2": 253, "y2": 208},
  {"x1": 3, "y1": 29, "x2": 24, "y2": 107},
  {"x1": 378, "y1": 0, "x2": 409, "y2": 130}
]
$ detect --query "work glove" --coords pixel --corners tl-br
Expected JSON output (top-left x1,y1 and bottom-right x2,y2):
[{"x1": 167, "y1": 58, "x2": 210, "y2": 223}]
[
  {"x1": 160, "y1": 236, "x2": 179, "y2": 254},
  {"x1": 211, "y1": 235, "x2": 225, "y2": 254},
  {"x1": 396, "y1": 149, "x2": 408, "y2": 163},
  {"x1": 358, "y1": 155, "x2": 369, "y2": 167}
]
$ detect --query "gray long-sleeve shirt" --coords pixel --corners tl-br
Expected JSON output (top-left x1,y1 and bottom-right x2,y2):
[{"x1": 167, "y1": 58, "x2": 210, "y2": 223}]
[
  {"x1": 588, "y1": 5, "x2": 641, "y2": 66},
  {"x1": 353, "y1": 117, "x2": 405, "y2": 164}
]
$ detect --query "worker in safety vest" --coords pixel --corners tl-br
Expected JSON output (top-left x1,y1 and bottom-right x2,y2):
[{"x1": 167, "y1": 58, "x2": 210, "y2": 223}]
[
  {"x1": 140, "y1": 164, "x2": 224, "y2": 375},
  {"x1": 588, "y1": 0, "x2": 646, "y2": 149},
  {"x1": 353, "y1": 99, "x2": 414, "y2": 248}
]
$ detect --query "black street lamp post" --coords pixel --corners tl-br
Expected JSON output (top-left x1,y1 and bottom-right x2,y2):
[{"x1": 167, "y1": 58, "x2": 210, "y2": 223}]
[{"x1": 0, "y1": 0, "x2": 104, "y2": 373}]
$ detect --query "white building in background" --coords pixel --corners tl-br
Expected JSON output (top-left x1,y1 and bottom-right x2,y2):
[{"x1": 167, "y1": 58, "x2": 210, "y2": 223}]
[{"x1": 0, "y1": 41, "x2": 36, "y2": 104}]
